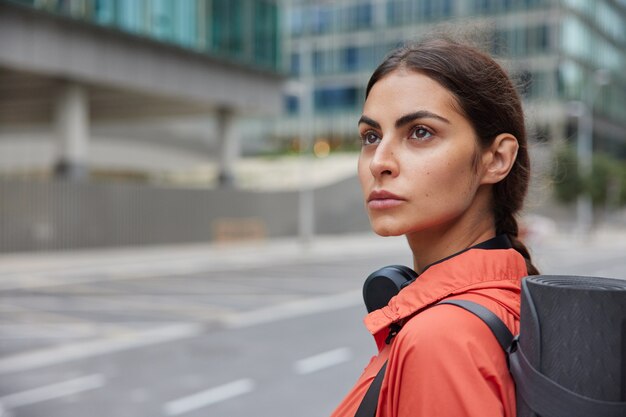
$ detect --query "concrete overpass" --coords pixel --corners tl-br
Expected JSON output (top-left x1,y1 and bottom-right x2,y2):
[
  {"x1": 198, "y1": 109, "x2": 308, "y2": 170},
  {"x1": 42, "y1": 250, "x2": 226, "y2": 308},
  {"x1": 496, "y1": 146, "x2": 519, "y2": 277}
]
[{"x1": 0, "y1": 1, "x2": 285, "y2": 184}]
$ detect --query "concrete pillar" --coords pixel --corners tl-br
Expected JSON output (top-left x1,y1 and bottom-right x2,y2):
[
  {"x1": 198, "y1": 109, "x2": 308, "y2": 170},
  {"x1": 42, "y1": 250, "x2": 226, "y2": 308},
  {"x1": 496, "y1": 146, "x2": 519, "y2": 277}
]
[
  {"x1": 216, "y1": 107, "x2": 239, "y2": 187},
  {"x1": 54, "y1": 82, "x2": 89, "y2": 180}
]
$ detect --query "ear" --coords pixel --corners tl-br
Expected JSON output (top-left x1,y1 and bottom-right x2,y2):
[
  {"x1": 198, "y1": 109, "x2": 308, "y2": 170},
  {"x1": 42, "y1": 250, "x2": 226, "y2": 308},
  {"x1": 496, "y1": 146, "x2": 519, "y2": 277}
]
[{"x1": 479, "y1": 133, "x2": 519, "y2": 185}]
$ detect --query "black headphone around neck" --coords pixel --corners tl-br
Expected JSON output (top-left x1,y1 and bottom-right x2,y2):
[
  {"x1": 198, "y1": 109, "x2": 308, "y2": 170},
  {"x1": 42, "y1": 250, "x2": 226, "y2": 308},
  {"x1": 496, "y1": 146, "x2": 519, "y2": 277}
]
[
  {"x1": 362, "y1": 235, "x2": 514, "y2": 313},
  {"x1": 362, "y1": 265, "x2": 418, "y2": 313}
]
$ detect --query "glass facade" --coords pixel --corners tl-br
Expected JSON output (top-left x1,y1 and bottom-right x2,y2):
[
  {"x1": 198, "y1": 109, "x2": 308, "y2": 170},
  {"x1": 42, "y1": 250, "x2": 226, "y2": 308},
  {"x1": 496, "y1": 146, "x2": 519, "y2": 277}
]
[
  {"x1": 5, "y1": 0, "x2": 281, "y2": 71},
  {"x1": 289, "y1": 1, "x2": 375, "y2": 36},
  {"x1": 314, "y1": 86, "x2": 361, "y2": 113},
  {"x1": 287, "y1": 0, "x2": 556, "y2": 36},
  {"x1": 283, "y1": 0, "x2": 626, "y2": 153},
  {"x1": 387, "y1": 0, "x2": 454, "y2": 25},
  {"x1": 295, "y1": 44, "x2": 389, "y2": 76},
  {"x1": 557, "y1": 0, "x2": 626, "y2": 151},
  {"x1": 491, "y1": 24, "x2": 551, "y2": 57},
  {"x1": 470, "y1": 0, "x2": 548, "y2": 15}
]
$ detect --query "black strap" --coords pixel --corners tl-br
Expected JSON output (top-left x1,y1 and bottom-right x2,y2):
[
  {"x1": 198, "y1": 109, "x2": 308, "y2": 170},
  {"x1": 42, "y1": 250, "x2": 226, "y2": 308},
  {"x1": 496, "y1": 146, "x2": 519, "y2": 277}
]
[
  {"x1": 354, "y1": 361, "x2": 387, "y2": 417},
  {"x1": 437, "y1": 299, "x2": 514, "y2": 351},
  {"x1": 353, "y1": 297, "x2": 514, "y2": 417}
]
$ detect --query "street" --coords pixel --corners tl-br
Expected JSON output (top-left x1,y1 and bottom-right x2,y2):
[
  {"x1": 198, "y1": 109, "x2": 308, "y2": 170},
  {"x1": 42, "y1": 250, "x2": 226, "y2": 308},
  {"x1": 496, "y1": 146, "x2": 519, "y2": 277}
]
[{"x1": 1, "y1": 230, "x2": 626, "y2": 417}]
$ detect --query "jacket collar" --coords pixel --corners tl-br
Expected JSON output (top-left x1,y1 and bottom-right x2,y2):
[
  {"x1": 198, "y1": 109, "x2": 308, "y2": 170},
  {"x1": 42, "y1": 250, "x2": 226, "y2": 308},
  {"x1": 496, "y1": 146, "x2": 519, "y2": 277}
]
[{"x1": 364, "y1": 238, "x2": 527, "y2": 336}]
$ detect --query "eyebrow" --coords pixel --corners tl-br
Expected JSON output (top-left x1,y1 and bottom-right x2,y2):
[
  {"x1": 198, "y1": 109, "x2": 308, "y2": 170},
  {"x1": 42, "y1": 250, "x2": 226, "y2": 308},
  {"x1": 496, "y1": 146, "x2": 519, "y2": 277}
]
[
  {"x1": 358, "y1": 110, "x2": 451, "y2": 129},
  {"x1": 357, "y1": 115, "x2": 380, "y2": 129},
  {"x1": 395, "y1": 110, "x2": 451, "y2": 128}
]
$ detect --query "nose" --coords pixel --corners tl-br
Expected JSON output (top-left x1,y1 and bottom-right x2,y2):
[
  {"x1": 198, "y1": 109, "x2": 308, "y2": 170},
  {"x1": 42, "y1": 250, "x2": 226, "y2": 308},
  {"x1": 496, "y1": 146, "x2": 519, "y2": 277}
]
[{"x1": 369, "y1": 138, "x2": 399, "y2": 179}]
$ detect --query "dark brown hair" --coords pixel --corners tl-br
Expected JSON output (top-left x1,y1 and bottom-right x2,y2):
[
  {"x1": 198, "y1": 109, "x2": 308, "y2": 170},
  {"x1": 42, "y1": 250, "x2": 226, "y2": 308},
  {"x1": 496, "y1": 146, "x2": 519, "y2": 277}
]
[{"x1": 366, "y1": 36, "x2": 539, "y2": 275}]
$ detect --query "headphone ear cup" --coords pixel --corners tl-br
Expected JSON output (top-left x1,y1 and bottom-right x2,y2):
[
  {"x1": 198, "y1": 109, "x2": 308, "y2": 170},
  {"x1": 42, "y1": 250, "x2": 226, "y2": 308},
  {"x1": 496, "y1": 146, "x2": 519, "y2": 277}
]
[
  {"x1": 393, "y1": 265, "x2": 419, "y2": 286},
  {"x1": 363, "y1": 265, "x2": 418, "y2": 313}
]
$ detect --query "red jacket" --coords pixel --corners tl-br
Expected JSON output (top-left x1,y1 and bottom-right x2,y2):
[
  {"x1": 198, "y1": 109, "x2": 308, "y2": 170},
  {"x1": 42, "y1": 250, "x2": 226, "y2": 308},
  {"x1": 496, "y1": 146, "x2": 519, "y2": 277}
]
[{"x1": 330, "y1": 246, "x2": 527, "y2": 417}]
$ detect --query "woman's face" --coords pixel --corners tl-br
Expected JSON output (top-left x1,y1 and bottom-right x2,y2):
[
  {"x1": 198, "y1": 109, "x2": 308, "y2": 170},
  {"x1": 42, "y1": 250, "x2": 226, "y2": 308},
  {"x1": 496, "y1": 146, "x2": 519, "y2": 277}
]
[{"x1": 358, "y1": 69, "x2": 487, "y2": 237}]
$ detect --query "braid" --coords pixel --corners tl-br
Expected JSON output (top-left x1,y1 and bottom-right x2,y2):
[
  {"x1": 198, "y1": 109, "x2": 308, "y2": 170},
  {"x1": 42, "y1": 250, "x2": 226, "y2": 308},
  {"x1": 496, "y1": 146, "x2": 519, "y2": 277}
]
[{"x1": 495, "y1": 210, "x2": 540, "y2": 276}]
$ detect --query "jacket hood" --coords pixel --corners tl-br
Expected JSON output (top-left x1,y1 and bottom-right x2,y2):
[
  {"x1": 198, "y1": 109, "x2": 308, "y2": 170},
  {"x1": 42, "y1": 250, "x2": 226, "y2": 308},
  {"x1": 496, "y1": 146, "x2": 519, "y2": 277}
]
[{"x1": 364, "y1": 247, "x2": 528, "y2": 336}]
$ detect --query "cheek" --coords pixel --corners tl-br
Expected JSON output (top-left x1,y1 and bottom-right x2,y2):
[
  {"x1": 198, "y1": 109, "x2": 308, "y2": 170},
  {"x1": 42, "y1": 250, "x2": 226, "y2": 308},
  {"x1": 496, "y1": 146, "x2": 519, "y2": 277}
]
[
  {"x1": 412, "y1": 153, "x2": 477, "y2": 200},
  {"x1": 357, "y1": 153, "x2": 370, "y2": 190}
]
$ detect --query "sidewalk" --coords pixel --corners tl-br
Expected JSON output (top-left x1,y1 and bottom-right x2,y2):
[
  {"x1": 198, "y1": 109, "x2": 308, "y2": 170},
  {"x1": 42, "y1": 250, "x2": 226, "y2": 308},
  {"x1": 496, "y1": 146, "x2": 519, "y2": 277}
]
[
  {"x1": 0, "y1": 233, "x2": 409, "y2": 288},
  {"x1": 1, "y1": 224, "x2": 625, "y2": 279}
]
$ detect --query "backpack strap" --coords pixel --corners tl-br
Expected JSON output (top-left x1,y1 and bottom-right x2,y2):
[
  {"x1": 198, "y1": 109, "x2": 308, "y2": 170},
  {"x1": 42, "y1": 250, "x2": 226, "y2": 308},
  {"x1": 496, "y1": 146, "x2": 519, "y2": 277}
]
[
  {"x1": 353, "y1": 299, "x2": 514, "y2": 417},
  {"x1": 353, "y1": 299, "x2": 513, "y2": 417},
  {"x1": 437, "y1": 299, "x2": 514, "y2": 351},
  {"x1": 354, "y1": 361, "x2": 387, "y2": 417}
]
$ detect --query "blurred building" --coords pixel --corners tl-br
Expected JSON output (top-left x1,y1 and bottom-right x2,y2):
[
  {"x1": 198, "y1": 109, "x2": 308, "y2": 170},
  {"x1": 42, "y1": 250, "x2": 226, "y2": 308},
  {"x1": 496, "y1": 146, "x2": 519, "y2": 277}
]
[
  {"x1": 2, "y1": 0, "x2": 625, "y2": 251},
  {"x1": 0, "y1": 0, "x2": 283, "y2": 184},
  {"x1": 279, "y1": 0, "x2": 626, "y2": 156},
  {"x1": 0, "y1": 0, "x2": 304, "y2": 251}
]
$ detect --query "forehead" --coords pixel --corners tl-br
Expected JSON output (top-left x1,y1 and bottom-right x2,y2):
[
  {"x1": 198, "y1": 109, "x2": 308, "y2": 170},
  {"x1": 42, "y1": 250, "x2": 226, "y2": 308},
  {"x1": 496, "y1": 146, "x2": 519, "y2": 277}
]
[{"x1": 363, "y1": 70, "x2": 464, "y2": 122}]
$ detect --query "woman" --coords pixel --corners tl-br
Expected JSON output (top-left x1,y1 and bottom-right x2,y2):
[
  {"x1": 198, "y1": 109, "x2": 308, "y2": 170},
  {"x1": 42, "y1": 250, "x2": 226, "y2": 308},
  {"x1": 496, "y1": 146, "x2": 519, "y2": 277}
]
[{"x1": 331, "y1": 37, "x2": 539, "y2": 417}]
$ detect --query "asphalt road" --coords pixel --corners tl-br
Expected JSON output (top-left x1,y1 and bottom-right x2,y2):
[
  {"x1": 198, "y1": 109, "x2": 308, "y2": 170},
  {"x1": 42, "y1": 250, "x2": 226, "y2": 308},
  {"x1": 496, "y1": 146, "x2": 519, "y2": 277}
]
[{"x1": 0, "y1": 230, "x2": 625, "y2": 417}]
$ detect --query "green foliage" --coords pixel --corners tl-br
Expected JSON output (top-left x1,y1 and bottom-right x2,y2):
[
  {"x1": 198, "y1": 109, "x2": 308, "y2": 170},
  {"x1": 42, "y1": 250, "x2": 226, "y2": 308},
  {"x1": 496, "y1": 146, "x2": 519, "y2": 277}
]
[
  {"x1": 552, "y1": 147, "x2": 584, "y2": 204},
  {"x1": 617, "y1": 163, "x2": 626, "y2": 206},
  {"x1": 587, "y1": 153, "x2": 619, "y2": 206},
  {"x1": 552, "y1": 146, "x2": 626, "y2": 207}
]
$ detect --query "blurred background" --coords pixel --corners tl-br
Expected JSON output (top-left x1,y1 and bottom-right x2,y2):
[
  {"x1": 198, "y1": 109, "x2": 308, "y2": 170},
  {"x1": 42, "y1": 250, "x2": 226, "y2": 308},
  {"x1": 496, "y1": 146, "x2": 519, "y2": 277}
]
[{"x1": 0, "y1": 0, "x2": 625, "y2": 416}]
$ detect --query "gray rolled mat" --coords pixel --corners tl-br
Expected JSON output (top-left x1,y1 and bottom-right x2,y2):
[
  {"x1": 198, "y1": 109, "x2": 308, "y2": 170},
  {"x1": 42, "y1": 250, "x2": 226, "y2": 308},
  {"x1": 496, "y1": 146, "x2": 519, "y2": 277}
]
[{"x1": 517, "y1": 275, "x2": 626, "y2": 417}]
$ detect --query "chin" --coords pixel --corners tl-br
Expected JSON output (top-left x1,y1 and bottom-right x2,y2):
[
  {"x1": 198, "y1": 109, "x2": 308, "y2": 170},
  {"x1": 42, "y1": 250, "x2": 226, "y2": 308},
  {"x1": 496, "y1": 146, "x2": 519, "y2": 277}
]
[{"x1": 370, "y1": 220, "x2": 407, "y2": 237}]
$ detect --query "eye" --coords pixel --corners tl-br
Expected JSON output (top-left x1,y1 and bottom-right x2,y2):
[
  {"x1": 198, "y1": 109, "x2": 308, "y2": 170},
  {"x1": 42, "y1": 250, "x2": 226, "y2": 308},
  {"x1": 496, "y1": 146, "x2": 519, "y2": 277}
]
[
  {"x1": 409, "y1": 126, "x2": 433, "y2": 141},
  {"x1": 360, "y1": 130, "x2": 381, "y2": 146}
]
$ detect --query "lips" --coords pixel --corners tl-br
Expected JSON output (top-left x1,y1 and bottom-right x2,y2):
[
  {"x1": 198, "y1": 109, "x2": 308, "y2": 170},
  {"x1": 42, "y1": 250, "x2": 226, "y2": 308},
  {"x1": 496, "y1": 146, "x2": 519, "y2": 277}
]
[{"x1": 367, "y1": 190, "x2": 405, "y2": 210}]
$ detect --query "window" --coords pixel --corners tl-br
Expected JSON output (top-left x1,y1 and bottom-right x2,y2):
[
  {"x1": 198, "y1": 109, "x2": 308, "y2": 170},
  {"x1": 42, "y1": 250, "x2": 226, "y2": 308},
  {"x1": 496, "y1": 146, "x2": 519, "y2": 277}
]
[
  {"x1": 364, "y1": 45, "x2": 386, "y2": 72},
  {"x1": 151, "y1": 0, "x2": 174, "y2": 41},
  {"x1": 285, "y1": 95, "x2": 299, "y2": 115},
  {"x1": 289, "y1": 8, "x2": 304, "y2": 37},
  {"x1": 310, "y1": 5, "x2": 332, "y2": 34},
  {"x1": 387, "y1": 0, "x2": 404, "y2": 25},
  {"x1": 343, "y1": 47, "x2": 358, "y2": 71},
  {"x1": 441, "y1": 0, "x2": 453, "y2": 17},
  {"x1": 172, "y1": 0, "x2": 197, "y2": 48},
  {"x1": 355, "y1": 2, "x2": 372, "y2": 28},
  {"x1": 420, "y1": 0, "x2": 433, "y2": 19},
  {"x1": 211, "y1": 0, "x2": 244, "y2": 55},
  {"x1": 312, "y1": 51, "x2": 324, "y2": 74},
  {"x1": 116, "y1": 1, "x2": 143, "y2": 34},
  {"x1": 475, "y1": 0, "x2": 492, "y2": 14},
  {"x1": 290, "y1": 53, "x2": 300, "y2": 76},
  {"x1": 94, "y1": 0, "x2": 115, "y2": 25},
  {"x1": 538, "y1": 24, "x2": 550, "y2": 52},
  {"x1": 314, "y1": 87, "x2": 359, "y2": 112},
  {"x1": 253, "y1": 1, "x2": 279, "y2": 66}
]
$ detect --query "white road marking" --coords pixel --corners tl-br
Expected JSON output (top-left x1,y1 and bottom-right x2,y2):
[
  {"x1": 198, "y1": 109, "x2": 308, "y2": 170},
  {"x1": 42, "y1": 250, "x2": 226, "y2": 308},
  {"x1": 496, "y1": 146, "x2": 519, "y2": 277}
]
[
  {"x1": 294, "y1": 347, "x2": 352, "y2": 375},
  {"x1": 163, "y1": 379, "x2": 255, "y2": 416},
  {"x1": 0, "y1": 323, "x2": 203, "y2": 374},
  {"x1": 0, "y1": 374, "x2": 105, "y2": 409},
  {"x1": 0, "y1": 323, "x2": 98, "y2": 339},
  {"x1": 223, "y1": 290, "x2": 361, "y2": 329}
]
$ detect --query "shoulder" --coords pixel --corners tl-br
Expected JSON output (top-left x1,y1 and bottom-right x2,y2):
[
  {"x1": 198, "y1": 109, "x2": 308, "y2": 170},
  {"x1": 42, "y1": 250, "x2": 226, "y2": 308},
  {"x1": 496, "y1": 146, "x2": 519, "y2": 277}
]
[
  {"x1": 391, "y1": 302, "x2": 506, "y2": 365},
  {"x1": 381, "y1": 303, "x2": 517, "y2": 417}
]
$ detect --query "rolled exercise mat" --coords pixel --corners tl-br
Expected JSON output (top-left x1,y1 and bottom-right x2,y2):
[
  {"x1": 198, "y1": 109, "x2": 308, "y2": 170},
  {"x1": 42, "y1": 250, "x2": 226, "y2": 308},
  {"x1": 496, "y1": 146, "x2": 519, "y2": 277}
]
[{"x1": 513, "y1": 275, "x2": 626, "y2": 417}]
